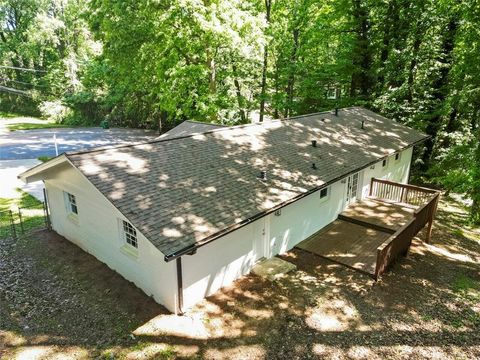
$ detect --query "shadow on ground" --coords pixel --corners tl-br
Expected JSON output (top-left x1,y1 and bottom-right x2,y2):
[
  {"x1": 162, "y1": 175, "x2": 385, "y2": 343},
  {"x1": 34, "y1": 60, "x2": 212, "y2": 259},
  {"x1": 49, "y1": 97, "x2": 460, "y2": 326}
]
[{"x1": 0, "y1": 196, "x2": 479, "y2": 359}]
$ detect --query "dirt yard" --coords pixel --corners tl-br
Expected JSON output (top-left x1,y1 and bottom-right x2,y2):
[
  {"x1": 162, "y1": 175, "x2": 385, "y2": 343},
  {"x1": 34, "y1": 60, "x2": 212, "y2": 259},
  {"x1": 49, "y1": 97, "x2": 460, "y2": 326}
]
[{"x1": 1, "y1": 196, "x2": 479, "y2": 359}]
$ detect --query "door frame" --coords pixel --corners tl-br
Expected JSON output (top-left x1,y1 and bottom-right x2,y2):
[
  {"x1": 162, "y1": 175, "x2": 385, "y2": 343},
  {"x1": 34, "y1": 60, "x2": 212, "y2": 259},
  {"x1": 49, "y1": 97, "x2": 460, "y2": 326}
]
[
  {"x1": 254, "y1": 216, "x2": 270, "y2": 263},
  {"x1": 344, "y1": 171, "x2": 360, "y2": 206}
]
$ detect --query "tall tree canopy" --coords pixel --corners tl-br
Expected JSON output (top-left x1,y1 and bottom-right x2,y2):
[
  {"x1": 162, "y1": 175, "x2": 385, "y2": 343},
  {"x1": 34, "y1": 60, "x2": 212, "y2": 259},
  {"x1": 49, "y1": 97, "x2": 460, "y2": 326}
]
[{"x1": 1, "y1": 0, "x2": 479, "y2": 221}]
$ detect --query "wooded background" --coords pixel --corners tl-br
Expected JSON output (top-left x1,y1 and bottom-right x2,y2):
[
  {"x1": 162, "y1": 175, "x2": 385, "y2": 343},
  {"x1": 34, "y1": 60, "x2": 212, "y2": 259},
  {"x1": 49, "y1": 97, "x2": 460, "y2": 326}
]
[{"x1": 0, "y1": 0, "x2": 479, "y2": 221}]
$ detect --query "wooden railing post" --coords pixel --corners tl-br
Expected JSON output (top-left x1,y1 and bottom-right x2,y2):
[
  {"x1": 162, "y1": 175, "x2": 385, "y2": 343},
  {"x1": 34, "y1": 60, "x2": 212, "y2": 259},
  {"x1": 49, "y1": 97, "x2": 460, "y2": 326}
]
[
  {"x1": 369, "y1": 177, "x2": 374, "y2": 196},
  {"x1": 425, "y1": 193, "x2": 440, "y2": 243}
]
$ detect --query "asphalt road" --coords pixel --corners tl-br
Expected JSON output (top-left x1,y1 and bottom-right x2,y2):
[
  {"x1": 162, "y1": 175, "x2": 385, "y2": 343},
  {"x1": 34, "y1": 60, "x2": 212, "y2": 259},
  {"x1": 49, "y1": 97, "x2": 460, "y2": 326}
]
[{"x1": 0, "y1": 127, "x2": 157, "y2": 160}]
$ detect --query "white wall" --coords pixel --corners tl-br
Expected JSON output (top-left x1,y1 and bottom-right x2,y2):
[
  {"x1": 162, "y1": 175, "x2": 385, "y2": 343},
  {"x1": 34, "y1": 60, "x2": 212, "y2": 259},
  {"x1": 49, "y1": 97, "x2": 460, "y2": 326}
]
[
  {"x1": 181, "y1": 147, "x2": 414, "y2": 310},
  {"x1": 267, "y1": 179, "x2": 347, "y2": 257},
  {"x1": 44, "y1": 164, "x2": 178, "y2": 312},
  {"x1": 359, "y1": 147, "x2": 413, "y2": 199},
  {"x1": 42, "y1": 147, "x2": 413, "y2": 313},
  {"x1": 181, "y1": 176, "x2": 350, "y2": 308}
]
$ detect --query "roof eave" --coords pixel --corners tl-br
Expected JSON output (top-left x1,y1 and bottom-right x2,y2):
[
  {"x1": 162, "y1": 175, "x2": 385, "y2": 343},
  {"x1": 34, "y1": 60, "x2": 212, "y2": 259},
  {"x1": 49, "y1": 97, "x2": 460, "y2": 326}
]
[
  {"x1": 163, "y1": 136, "x2": 429, "y2": 262},
  {"x1": 18, "y1": 154, "x2": 69, "y2": 184}
]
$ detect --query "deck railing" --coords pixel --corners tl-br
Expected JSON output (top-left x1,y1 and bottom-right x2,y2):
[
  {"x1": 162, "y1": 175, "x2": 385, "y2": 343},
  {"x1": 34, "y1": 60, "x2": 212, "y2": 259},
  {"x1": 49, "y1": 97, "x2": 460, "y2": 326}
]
[
  {"x1": 369, "y1": 178, "x2": 437, "y2": 206},
  {"x1": 372, "y1": 179, "x2": 440, "y2": 279}
]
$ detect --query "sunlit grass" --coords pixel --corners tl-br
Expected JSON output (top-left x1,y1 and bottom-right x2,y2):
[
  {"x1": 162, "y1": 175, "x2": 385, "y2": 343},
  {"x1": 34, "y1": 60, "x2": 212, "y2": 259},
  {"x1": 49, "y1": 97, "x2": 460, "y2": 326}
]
[
  {"x1": 0, "y1": 111, "x2": 23, "y2": 118},
  {"x1": 0, "y1": 189, "x2": 44, "y2": 237},
  {"x1": 453, "y1": 273, "x2": 480, "y2": 301},
  {"x1": 38, "y1": 155, "x2": 53, "y2": 163},
  {"x1": 7, "y1": 122, "x2": 70, "y2": 131}
]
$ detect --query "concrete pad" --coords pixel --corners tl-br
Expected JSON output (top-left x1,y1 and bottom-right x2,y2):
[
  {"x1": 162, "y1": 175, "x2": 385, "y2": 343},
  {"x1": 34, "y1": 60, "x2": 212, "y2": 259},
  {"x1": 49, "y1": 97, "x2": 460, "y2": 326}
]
[
  {"x1": 252, "y1": 257, "x2": 297, "y2": 281},
  {"x1": 133, "y1": 313, "x2": 209, "y2": 339},
  {"x1": 0, "y1": 159, "x2": 44, "y2": 200}
]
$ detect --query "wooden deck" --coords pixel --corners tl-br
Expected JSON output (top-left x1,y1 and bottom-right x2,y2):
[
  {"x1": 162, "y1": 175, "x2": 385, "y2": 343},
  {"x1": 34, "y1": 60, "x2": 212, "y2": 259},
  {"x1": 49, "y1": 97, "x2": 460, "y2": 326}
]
[
  {"x1": 340, "y1": 198, "x2": 416, "y2": 231},
  {"x1": 296, "y1": 199, "x2": 418, "y2": 276},
  {"x1": 297, "y1": 219, "x2": 391, "y2": 275}
]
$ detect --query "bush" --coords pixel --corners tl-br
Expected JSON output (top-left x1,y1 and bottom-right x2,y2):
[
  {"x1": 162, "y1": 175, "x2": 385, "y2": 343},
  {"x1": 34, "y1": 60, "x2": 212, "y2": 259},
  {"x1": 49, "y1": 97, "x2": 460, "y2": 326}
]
[
  {"x1": 63, "y1": 91, "x2": 106, "y2": 126},
  {"x1": 39, "y1": 100, "x2": 72, "y2": 123}
]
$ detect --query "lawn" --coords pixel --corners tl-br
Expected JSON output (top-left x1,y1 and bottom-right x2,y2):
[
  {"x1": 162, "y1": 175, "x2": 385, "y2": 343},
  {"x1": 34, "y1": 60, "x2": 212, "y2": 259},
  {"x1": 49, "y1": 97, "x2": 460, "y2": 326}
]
[
  {"x1": 0, "y1": 112, "x2": 72, "y2": 132},
  {"x1": 0, "y1": 196, "x2": 479, "y2": 359},
  {"x1": 6, "y1": 122, "x2": 71, "y2": 131},
  {"x1": 0, "y1": 189, "x2": 45, "y2": 238}
]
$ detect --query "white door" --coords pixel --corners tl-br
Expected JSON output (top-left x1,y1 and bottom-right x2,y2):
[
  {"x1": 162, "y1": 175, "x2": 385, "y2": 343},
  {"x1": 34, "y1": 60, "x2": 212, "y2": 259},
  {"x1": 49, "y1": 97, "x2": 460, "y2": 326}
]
[
  {"x1": 253, "y1": 217, "x2": 268, "y2": 263},
  {"x1": 345, "y1": 172, "x2": 360, "y2": 206}
]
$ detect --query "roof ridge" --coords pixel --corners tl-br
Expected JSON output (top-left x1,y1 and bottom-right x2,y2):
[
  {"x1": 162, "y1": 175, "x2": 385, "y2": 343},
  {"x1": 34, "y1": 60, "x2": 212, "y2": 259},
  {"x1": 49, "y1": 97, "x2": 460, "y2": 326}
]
[{"x1": 65, "y1": 107, "x2": 358, "y2": 157}]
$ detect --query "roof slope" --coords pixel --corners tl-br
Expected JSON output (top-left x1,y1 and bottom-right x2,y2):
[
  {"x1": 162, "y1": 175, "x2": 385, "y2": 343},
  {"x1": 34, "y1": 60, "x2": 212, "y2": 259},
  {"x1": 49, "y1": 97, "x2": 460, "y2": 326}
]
[
  {"x1": 158, "y1": 120, "x2": 226, "y2": 140},
  {"x1": 66, "y1": 107, "x2": 427, "y2": 258}
]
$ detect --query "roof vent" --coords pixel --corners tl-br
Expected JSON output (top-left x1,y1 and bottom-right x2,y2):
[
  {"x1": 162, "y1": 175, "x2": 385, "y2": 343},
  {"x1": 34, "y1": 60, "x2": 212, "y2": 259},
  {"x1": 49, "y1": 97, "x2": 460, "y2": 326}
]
[
  {"x1": 312, "y1": 163, "x2": 317, "y2": 170},
  {"x1": 311, "y1": 140, "x2": 317, "y2": 147},
  {"x1": 361, "y1": 120, "x2": 365, "y2": 129},
  {"x1": 259, "y1": 170, "x2": 267, "y2": 181}
]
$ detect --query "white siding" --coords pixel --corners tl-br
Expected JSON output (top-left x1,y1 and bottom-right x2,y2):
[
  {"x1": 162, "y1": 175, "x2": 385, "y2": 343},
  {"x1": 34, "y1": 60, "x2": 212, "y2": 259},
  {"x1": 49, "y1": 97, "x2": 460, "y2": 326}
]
[
  {"x1": 181, "y1": 147, "x2": 413, "y2": 310},
  {"x1": 42, "y1": 147, "x2": 413, "y2": 313},
  {"x1": 44, "y1": 164, "x2": 178, "y2": 312},
  {"x1": 359, "y1": 147, "x2": 413, "y2": 199}
]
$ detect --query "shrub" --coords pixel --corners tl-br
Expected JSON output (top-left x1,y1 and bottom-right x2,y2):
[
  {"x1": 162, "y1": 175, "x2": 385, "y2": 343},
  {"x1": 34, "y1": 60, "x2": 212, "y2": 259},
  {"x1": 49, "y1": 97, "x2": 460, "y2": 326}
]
[{"x1": 39, "y1": 100, "x2": 72, "y2": 123}]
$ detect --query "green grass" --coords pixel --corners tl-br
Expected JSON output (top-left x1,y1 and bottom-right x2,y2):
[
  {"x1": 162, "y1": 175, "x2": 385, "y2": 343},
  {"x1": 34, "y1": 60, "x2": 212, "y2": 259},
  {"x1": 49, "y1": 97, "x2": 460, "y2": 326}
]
[
  {"x1": 7, "y1": 122, "x2": 71, "y2": 131},
  {"x1": 38, "y1": 155, "x2": 53, "y2": 163},
  {"x1": 452, "y1": 228, "x2": 464, "y2": 237},
  {"x1": 453, "y1": 274, "x2": 480, "y2": 301},
  {"x1": 0, "y1": 189, "x2": 45, "y2": 238},
  {"x1": 0, "y1": 111, "x2": 23, "y2": 118}
]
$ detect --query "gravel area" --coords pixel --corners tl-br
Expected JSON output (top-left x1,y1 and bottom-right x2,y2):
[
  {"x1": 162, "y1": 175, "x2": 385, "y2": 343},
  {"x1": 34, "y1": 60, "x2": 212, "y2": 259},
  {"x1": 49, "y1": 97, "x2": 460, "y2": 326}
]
[{"x1": 0, "y1": 196, "x2": 479, "y2": 359}]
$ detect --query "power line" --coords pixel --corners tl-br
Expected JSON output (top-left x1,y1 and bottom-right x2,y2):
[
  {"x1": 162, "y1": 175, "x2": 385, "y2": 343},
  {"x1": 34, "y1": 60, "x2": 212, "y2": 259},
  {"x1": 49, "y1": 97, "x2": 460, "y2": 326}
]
[
  {"x1": 0, "y1": 85, "x2": 31, "y2": 97},
  {"x1": 0, "y1": 77, "x2": 47, "y2": 88},
  {"x1": 0, "y1": 65, "x2": 47, "y2": 73}
]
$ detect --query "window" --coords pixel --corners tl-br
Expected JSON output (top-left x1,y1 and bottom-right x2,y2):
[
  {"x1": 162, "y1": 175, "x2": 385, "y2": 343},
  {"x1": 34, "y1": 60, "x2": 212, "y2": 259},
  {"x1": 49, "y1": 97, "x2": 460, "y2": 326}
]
[
  {"x1": 122, "y1": 220, "x2": 138, "y2": 248},
  {"x1": 319, "y1": 187, "x2": 329, "y2": 202},
  {"x1": 64, "y1": 191, "x2": 78, "y2": 215},
  {"x1": 395, "y1": 153, "x2": 401, "y2": 161},
  {"x1": 382, "y1": 159, "x2": 388, "y2": 168}
]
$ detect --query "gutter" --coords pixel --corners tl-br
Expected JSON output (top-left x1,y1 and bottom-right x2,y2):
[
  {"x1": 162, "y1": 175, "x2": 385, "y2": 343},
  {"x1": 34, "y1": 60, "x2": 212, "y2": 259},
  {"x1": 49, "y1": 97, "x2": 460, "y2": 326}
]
[
  {"x1": 164, "y1": 137, "x2": 429, "y2": 263},
  {"x1": 176, "y1": 258, "x2": 184, "y2": 315}
]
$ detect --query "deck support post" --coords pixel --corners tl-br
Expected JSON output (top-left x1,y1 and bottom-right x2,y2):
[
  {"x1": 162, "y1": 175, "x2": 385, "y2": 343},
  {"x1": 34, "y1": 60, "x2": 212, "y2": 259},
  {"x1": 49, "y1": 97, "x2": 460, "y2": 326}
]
[{"x1": 425, "y1": 193, "x2": 440, "y2": 243}]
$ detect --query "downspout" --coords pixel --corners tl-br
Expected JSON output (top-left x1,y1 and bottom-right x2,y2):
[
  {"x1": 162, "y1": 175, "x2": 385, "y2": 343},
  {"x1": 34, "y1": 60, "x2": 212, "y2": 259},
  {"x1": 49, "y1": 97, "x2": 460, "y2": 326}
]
[{"x1": 176, "y1": 257, "x2": 184, "y2": 315}]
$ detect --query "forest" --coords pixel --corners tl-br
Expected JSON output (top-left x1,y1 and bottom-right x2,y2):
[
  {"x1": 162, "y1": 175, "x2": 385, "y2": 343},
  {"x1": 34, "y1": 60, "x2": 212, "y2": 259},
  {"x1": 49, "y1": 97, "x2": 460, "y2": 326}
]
[{"x1": 0, "y1": 0, "x2": 479, "y2": 221}]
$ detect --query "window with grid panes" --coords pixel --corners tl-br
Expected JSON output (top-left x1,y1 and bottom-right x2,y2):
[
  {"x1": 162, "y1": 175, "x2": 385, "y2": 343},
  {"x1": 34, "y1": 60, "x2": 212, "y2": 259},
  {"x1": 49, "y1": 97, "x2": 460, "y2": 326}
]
[{"x1": 122, "y1": 220, "x2": 138, "y2": 248}]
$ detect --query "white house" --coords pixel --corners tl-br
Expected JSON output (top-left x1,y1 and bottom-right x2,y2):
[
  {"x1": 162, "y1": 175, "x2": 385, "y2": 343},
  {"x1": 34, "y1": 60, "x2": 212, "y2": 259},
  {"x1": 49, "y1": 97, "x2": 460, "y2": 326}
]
[{"x1": 19, "y1": 107, "x2": 427, "y2": 314}]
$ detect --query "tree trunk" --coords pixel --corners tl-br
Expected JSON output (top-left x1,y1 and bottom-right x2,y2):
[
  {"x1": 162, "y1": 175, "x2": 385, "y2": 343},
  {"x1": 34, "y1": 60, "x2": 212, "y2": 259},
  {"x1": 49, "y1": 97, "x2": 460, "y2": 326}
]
[
  {"x1": 273, "y1": 58, "x2": 280, "y2": 119},
  {"x1": 421, "y1": 18, "x2": 458, "y2": 169},
  {"x1": 285, "y1": 27, "x2": 299, "y2": 118},
  {"x1": 406, "y1": 37, "x2": 421, "y2": 103},
  {"x1": 471, "y1": 110, "x2": 480, "y2": 223},
  {"x1": 350, "y1": 0, "x2": 373, "y2": 98},
  {"x1": 232, "y1": 64, "x2": 246, "y2": 123},
  {"x1": 378, "y1": 0, "x2": 397, "y2": 90},
  {"x1": 158, "y1": 110, "x2": 167, "y2": 135},
  {"x1": 259, "y1": 0, "x2": 272, "y2": 123},
  {"x1": 207, "y1": 53, "x2": 216, "y2": 94}
]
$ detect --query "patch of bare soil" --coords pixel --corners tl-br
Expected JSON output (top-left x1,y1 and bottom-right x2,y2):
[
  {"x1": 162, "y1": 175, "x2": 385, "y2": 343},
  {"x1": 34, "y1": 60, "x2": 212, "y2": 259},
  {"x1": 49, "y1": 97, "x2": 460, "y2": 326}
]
[{"x1": 1, "y1": 196, "x2": 479, "y2": 359}]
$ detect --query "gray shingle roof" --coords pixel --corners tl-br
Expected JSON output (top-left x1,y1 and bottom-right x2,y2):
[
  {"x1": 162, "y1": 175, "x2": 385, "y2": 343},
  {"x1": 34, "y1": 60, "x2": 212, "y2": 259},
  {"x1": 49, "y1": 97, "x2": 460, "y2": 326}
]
[
  {"x1": 66, "y1": 107, "x2": 428, "y2": 259},
  {"x1": 158, "y1": 120, "x2": 226, "y2": 140}
]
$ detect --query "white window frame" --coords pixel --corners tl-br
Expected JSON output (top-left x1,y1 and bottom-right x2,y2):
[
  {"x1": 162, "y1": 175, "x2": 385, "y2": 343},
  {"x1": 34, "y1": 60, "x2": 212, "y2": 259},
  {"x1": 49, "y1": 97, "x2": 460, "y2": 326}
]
[
  {"x1": 63, "y1": 191, "x2": 79, "y2": 224},
  {"x1": 64, "y1": 191, "x2": 78, "y2": 214},
  {"x1": 319, "y1": 186, "x2": 330, "y2": 203},
  {"x1": 119, "y1": 219, "x2": 139, "y2": 259},
  {"x1": 122, "y1": 220, "x2": 138, "y2": 248}
]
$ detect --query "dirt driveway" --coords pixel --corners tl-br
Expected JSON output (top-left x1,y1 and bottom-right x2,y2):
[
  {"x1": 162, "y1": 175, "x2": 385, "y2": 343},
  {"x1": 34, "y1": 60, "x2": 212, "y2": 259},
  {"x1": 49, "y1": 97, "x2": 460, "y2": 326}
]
[{"x1": 1, "y1": 196, "x2": 479, "y2": 359}]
